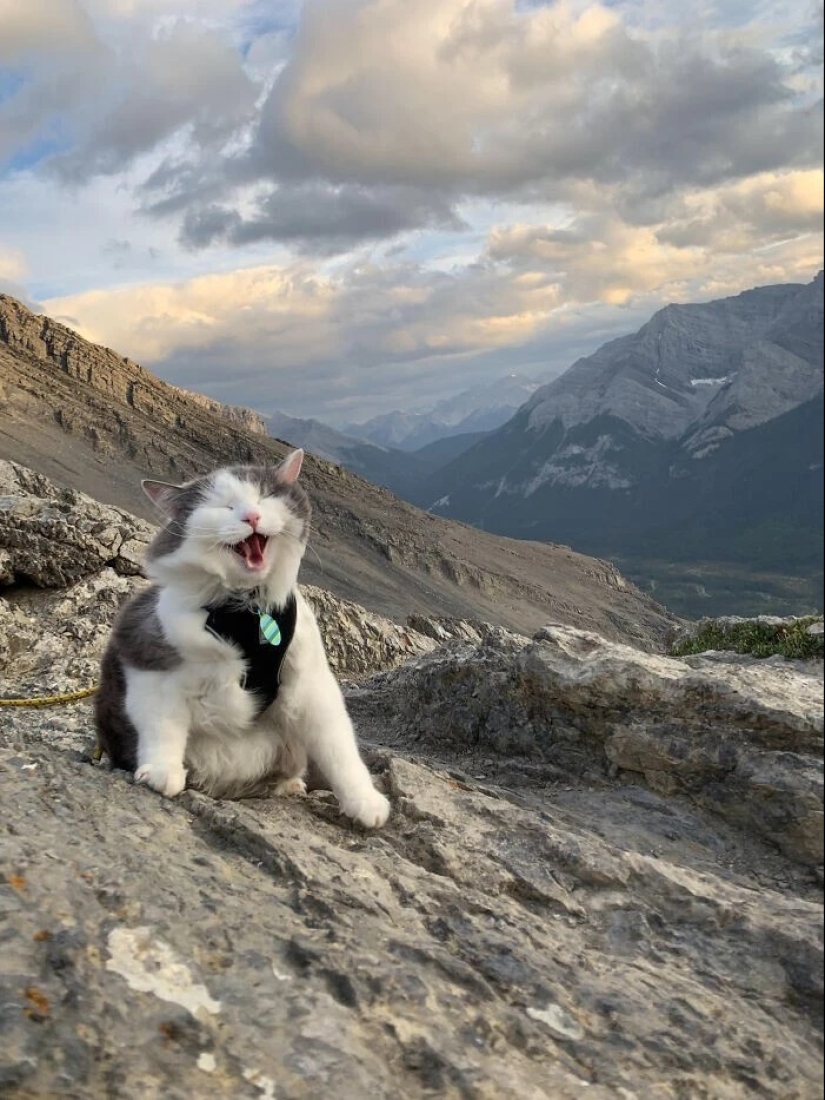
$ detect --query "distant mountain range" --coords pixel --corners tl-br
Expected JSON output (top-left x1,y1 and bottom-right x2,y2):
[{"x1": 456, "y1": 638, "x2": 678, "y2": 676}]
[
  {"x1": 266, "y1": 372, "x2": 548, "y2": 498},
  {"x1": 0, "y1": 293, "x2": 673, "y2": 646},
  {"x1": 418, "y1": 272, "x2": 824, "y2": 616},
  {"x1": 267, "y1": 410, "x2": 488, "y2": 498},
  {"x1": 342, "y1": 373, "x2": 546, "y2": 451},
  {"x1": 4, "y1": 271, "x2": 820, "y2": 621}
]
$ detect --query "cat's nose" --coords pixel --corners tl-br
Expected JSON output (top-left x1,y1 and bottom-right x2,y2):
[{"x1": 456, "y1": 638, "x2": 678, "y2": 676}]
[{"x1": 242, "y1": 510, "x2": 262, "y2": 530}]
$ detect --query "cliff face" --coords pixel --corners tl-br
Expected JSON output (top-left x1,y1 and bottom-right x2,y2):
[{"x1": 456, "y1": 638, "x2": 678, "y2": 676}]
[
  {"x1": 171, "y1": 386, "x2": 268, "y2": 436},
  {"x1": 0, "y1": 297, "x2": 676, "y2": 648},
  {"x1": 1, "y1": 474, "x2": 822, "y2": 1098}
]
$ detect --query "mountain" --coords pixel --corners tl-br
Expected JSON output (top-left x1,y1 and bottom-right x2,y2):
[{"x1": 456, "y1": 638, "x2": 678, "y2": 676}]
[
  {"x1": 344, "y1": 372, "x2": 545, "y2": 450},
  {"x1": 421, "y1": 273, "x2": 824, "y2": 617},
  {"x1": 410, "y1": 430, "x2": 491, "y2": 468},
  {"x1": 0, "y1": 293, "x2": 674, "y2": 648},
  {"x1": 267, "y1": 410, "x2": 427, "y2": 498},
  {"x1": 267, "y1": 411, "x2": 486, "y2": 498}
]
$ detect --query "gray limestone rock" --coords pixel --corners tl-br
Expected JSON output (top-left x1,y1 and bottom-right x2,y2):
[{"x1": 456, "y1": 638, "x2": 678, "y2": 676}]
[
  {"x1": 350, "y1": 623, "x2": 824, "y2": 865},
  {"x1": 0, "y1": 734, "x2": 821, "y2": 1098},
  {"x1": 1, "y1": 474, "x2": 823, "y2": 1098},
  {"x1": 0, "y1": 461, "x2": 153, "y2": 588}
]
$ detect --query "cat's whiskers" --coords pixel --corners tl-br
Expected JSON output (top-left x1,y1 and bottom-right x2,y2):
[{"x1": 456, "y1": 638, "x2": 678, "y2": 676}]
[{"x1": 160, "y1": 518, "x2": 318, "y2": 562}]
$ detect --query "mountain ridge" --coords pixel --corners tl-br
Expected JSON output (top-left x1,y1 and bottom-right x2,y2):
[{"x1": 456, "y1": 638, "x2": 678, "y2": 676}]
[
  {"x1": 343, "y1": 372, "x2": 545, "y2": 450},
  {"x1": 0, "y1": 293, "x2": 674, "y2": 648},
  {"x1": 421, "y1": 273, "x2": 824, "y2": 616}
]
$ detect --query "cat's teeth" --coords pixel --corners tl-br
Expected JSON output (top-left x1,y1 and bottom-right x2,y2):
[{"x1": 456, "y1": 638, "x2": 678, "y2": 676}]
[{"x1": 232, "y1": 532, "x2": 268, "y2": 569}]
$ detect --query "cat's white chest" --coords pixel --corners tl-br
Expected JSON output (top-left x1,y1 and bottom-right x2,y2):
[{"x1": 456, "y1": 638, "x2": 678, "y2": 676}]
[{"x1": 181, "y1": 649, "x2": 260, "y2": 736}]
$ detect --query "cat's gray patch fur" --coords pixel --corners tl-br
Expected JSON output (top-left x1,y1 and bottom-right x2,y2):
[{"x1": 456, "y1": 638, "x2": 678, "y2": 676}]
[
  {"x1": 145, "y1": 480, "x2": 208, "y2": 561},
  {"x1": 114, "y1": 588, "x2": 182, "y2": 671},
  {"x1": 95, "y1": 588, "x2": 181, "y2": 770}
]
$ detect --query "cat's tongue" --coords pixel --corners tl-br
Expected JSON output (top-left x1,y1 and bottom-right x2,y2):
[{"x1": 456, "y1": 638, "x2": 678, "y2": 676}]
[{"x1": 235, "y1": 532, "x2": 267, "y2": 569}]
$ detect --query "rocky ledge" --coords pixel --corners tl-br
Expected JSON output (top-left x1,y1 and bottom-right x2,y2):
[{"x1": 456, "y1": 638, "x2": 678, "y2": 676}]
[{"x1": 1, "y1": 468, "x2": 823, "y2": 1098}]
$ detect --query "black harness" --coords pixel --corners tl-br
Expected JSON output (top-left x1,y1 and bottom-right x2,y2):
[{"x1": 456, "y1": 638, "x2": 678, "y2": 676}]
[{"x1": 204, "y1": 595, "x2": 297, "y2": 715}]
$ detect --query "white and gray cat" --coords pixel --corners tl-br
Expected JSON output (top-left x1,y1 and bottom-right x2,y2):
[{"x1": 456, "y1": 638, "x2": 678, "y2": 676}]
[{"x1": 94, "y1": 449, "x2": 390, "y2": 829}]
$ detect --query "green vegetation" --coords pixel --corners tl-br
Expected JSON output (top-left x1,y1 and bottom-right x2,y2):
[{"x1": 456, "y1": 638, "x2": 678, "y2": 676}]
[
  {"x1": 670, "y1": 617, "x2": 824, "y2": 660},
  {"x1": 618, "y1": 557, "x2": 823, "y2": 620}
]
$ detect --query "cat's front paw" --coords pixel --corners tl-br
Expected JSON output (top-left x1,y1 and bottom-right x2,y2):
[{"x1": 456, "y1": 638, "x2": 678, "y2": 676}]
[
  {"x1": 135, "y1": 761, "x2": 187, "y2": 798},
  {"x1": 339, "y1": 787, "x2": 391, "y2": 829}
]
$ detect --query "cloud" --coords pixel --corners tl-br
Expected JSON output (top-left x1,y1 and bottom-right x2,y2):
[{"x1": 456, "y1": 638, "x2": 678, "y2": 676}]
[
  {"x1": 122, "y1": 0, "x2": 822, "y2": 256},
  {"x1": 3, "y1": 0, "x2": 822, "y2": 258},
  {"x1": 0, "y1": 0, "x2": 104, "y2": 164},
  {"x1": 52, "y1": 20, "x2": 257, "y2": 181},
  {"x1": 42, "y1": 219, "x2": 822, "y2": 423},
  {"x1": 250, "y1": 0, "x2": 820, "y2": 194},
  {"x1": 0, "y1": 5, "x2": 256, "y2": 178},
  {"x1": 177, "y1": 183, "x2": 464, "y2": 252},
  {"x1": 655, "y1": 169, "x2": 824, "y2": 250},
  {"x1": 0, "y1": 0, "x2": 98, "y2": 59},
  {"x1": 487, "y1": 168, "x2": 824, "y2": 304},
  {"x1": 0, "y1": 245, "x2": 28, "y2": 282},
  {"x1": 3, "y1": 0, "x2": 823, "y2": 422}
]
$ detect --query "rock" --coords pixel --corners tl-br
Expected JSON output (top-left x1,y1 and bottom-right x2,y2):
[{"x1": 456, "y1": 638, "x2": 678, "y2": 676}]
[
  {"x1": 0, "y1": 738, "x2": 821, "y2": 1097},
  {"x1": 302, "y1": 585, "x2": 445, "y2": 677},
  {"x1": 0, "y1": 567, "x2": 448, "y2": 703},
  {"x1": 1, "y1": 478, "x2": 823, "y2": 1097},
  {"x1": 350, "y1": 623, "x2": 824, "y2": 864},
  {"x1": 0, "y1": 461, "x2": 153, "y2": 587},
  {"x1": 171, "y1": 386, "x2": 268, "y2": 436}
]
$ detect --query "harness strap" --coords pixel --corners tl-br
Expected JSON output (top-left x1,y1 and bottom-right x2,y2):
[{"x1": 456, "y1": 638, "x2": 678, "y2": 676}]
[{"x1": 204, "y1": 594, "x2": 297, "y2": 715}]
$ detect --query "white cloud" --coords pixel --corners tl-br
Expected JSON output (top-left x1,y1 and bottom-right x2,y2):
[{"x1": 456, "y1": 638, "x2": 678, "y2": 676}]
[
  {"x1": 42, "y1": 214, "x2": 822, "y2": 422},
  {"x1": 1, "y1": 0, "x2": 822, "y2": 421}
]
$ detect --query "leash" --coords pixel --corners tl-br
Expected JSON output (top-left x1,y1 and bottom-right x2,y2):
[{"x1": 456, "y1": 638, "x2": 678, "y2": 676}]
[
  {"x1": 0, "y1": 686, "x2": 99, "y2": 707},
  {"x1": 0, "y1": 686, "x2": 103, "y2": 760}
]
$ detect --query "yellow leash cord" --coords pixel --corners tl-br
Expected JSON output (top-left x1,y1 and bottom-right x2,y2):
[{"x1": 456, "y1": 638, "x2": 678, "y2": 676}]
[
  {"x1": 0, "y1": 686, "x2": 99, "y2": 707},
  {"x1": 0, "y1": 685, "x2": 103, "y2": 759}
]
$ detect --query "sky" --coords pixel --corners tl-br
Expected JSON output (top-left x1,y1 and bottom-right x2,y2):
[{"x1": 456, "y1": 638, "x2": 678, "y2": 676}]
[{"x1": 0, "y1": 0, "x2": 822, "y2": 427}]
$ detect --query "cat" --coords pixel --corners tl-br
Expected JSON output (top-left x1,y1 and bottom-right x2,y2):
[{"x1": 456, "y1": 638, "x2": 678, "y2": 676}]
[{"x1": 94, "y1": 448, "x2": 391, "y2": 829}]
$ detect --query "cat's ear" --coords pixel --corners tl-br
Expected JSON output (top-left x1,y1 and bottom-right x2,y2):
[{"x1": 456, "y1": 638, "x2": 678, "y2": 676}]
[
  {"x1": 277, "y1": 449, "x2": 304, "y2": 485},
  {"x1": 142, "y1": 479, "x2": 187, "y2": 517}
]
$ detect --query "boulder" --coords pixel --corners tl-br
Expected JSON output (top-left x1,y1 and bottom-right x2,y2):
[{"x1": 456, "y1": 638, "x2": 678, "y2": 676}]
[
  {"x1": 350, "y1": 624, "x2": 824, "y2": 864},
  {"x1": 0, "y1": 462, "x2": 153, "y2": 587},
  {"x1": 1, "y1": 471, "x2": 823, "y2": 1097}
]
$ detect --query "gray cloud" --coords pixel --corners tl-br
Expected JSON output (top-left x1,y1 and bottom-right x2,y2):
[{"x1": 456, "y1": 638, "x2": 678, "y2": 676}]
[
  {"x1": 6, "y1": 1, "x2": 819, "y2": 258},
  {"x1": 0, "y1": 0, "x2": 103, "y2": 164},
  {"x1": 133, "y1": 0, "x2": 823, "y2": 253},
  {"x1": 50, "y1": 20, "x2": 257, "y2": 181},
  {"x1": 247, "y1": 5, "x2": 820, "y2": 195},
  {"x1": 178, "y1": 183, "x2": 464, "y2": 253}
]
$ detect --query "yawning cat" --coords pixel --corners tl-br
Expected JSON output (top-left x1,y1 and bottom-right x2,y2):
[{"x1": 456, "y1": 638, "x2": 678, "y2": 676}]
[{"x1": 94, "y1": 449, "x2": 391, "y2": 829}]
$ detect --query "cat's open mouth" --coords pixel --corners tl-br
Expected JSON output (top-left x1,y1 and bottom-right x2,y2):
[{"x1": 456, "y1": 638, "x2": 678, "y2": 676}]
[{"x1": 232, "y1": 532, "x2": 268, "y2": 570}]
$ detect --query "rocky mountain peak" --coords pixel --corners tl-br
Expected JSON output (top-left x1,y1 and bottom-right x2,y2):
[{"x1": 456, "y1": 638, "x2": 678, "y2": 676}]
[
  {"x1": 0, "y1": 294, "x2": 267, "y2": 438},
  {"x1": 423, "y1": 272, "x2": 823, "y2": 617}
]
